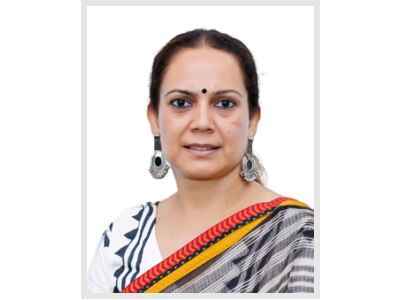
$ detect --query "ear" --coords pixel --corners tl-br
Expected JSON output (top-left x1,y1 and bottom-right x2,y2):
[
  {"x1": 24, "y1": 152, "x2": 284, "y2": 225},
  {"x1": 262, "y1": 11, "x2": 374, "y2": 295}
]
[
  {"x1": 249, "y1": 108, "x2": 261, "y2": 138},
  {"x1": 147, "y1": 103, "x2": 160, "y2": 136}
]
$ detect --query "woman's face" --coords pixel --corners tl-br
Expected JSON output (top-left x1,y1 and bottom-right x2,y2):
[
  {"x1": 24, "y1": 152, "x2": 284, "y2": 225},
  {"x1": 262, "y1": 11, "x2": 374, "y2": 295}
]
[{"x1": 148, "y1": 47, "x2": 260, "y2": 181}]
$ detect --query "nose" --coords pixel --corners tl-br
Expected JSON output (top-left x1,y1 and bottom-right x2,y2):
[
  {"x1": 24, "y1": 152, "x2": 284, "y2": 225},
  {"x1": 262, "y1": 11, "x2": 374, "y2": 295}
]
[{"x1": 191, "y1": 101, "x2": 214, "y2": 133}]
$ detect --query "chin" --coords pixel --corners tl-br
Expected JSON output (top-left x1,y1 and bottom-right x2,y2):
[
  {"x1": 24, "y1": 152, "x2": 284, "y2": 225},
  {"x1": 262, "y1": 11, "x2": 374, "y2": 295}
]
[
  {"x1": 182, "y1": 172, "x2": 222, "y2": 181},
  {"x1": 178, "y1": 165, "x2": 232, "y2": 181}
]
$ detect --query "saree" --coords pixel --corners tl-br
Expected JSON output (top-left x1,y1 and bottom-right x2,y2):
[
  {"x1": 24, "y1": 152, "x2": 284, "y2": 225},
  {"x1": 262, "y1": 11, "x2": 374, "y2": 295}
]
[{"x1": 120, "y1": 197, "x2": 314, "y2": 293}]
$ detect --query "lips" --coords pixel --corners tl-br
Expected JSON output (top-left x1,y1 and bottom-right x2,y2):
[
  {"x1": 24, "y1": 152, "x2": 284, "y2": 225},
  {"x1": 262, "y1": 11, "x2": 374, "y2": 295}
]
[{"x1": 183, "y1": 143, "x2": 221, "y2": 151}]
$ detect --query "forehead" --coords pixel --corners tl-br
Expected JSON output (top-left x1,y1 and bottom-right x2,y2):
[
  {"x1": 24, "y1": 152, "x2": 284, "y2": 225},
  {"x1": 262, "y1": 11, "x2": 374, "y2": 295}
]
[{"x1": 160, "y1": 47, "x2": 246, "y2": 95}]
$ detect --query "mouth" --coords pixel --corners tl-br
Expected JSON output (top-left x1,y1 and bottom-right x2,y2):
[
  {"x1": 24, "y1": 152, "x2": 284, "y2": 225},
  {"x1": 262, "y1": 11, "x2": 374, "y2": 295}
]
[
  {"x1": 184, "y1": 143, "x2": 221, "y2": 151},
  {"x1": 183, "y1": 143, "x2": 221, "y2": 156}
]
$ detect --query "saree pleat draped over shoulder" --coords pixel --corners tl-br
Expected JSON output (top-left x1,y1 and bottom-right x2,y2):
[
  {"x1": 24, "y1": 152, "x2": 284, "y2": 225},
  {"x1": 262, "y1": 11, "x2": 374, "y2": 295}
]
[{"x1": 87, "y1": 197, "x2": 314, "y2": 293}]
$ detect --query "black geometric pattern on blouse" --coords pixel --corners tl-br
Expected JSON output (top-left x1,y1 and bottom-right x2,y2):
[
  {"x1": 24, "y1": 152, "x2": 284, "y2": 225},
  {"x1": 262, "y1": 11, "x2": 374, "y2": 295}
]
[
  {"x1": 103, "y1": 231, "x2": 110, "y2": 247},
  {"x1": 102, "y1": 222, "x2": 113, "y2": 247},
  {"x1": 123, "y1": 217, "x2": 155, "y2": 290},
  {"x1": 112, "y1": 205, "x2": 146, "y2": 292},
  {"x1": 121, "y1": 204, "x2": 153, "y2": 290}
]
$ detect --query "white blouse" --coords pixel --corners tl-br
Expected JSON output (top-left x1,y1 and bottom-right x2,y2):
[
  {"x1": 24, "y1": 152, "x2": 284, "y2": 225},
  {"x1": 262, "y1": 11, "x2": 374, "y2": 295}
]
[{"x1": 87, "y1": 201, "x2": 162, "y2": 293}]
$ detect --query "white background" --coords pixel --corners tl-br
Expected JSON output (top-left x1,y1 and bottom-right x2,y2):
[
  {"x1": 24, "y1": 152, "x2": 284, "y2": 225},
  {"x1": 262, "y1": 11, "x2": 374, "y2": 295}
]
[
  {"x1": 87, "y1": 5, "x2": 314, "y2": 259},
  {"x1": 1, "y1": 0, "x2": 400, "y2": 300}
]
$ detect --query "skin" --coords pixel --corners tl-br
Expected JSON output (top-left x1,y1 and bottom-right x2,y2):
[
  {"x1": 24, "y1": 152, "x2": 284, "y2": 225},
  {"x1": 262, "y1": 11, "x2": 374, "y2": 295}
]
[{"x1": 147, "y1": 46, "x2": 281, "y2": 259}]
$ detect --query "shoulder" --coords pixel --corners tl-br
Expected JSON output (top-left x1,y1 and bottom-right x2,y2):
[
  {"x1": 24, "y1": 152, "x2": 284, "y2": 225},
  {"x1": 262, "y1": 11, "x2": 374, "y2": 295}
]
[
  {"x1": 115, "y1": 201, "x2": 156, "y2": 224},
  {"x1": 103, "y1": 201, "x2": 158, "y2": 251},
  {"x1": 88, "y1": 201, "x2": 159, "y2": 293},
  {"x1": 270, "y1": 198, "x2": 314, "y2": 238},
  {"x1": 258, "y1": 198, "x2": 314, "y2": 264},
  {"x1": 110, "y1": 201, "x2": 158, "y2": 231}
]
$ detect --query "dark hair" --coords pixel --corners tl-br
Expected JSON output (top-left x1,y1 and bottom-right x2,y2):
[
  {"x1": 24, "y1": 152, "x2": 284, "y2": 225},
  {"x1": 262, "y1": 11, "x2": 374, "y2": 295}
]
[{"x1": 149, "y1": 28, "x2": 260, "y2": 119}]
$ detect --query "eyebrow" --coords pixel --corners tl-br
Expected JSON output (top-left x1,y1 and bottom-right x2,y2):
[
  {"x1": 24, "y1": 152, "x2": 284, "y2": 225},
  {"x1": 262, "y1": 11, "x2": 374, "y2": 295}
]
[{"x1": 164, "y1": 89, "x2": 243, "y2": 98}]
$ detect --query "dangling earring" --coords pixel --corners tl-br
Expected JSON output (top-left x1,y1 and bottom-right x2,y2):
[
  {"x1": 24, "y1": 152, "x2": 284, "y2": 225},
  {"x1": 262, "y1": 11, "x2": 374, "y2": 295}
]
[
  {"x1": 149, "y1": 135, "x2": 169, "y2": 179},
  {"x1": 240, "y1": 137, "x2": 260, "y2": 182}
]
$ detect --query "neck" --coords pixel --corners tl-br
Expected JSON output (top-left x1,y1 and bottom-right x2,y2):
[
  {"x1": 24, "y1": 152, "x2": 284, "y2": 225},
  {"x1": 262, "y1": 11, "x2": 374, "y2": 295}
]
[{"x1": 171, "y1": 164, "x2": 260, "y2": 217}]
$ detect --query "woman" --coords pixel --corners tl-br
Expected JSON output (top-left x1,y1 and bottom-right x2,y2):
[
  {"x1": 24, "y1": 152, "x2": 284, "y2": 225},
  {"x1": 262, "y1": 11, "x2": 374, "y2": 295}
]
[{"x1": 87, "y1": 29, "x2": 314, "y2": 294}]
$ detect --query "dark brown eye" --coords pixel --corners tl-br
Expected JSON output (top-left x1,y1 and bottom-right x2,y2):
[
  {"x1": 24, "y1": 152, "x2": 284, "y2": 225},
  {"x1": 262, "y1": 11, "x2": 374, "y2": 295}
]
[
  {"x1": 215, "y1": 99, "x2": 235, "y2": 109},
  {"x1": 170, "y1": 98, "x2": 192, "y2": 108}
]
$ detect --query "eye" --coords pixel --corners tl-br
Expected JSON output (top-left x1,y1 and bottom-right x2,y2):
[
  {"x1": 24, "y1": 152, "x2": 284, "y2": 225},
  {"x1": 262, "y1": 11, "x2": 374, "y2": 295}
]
[
  {"x1": 169, "y1": 98, "x2": 192, "y2": 109},
  {"x1": 215, "y1": 99, "x2": 236, "y2": 109}
]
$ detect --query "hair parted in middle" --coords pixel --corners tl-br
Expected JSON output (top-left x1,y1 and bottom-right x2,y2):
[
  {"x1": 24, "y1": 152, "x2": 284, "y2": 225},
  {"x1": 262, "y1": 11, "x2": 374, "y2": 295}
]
[{"x1": 148, "y1": 28, "x2": 260, "y2": 120}]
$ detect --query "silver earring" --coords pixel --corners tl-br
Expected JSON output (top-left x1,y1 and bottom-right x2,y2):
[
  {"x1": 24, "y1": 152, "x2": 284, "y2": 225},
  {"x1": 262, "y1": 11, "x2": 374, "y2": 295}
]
[
  {"x1": 240, "y1": 137, "x2": 260, "y2": 182},
  {"x1": 149, "y1": 136, "x2": 169, "y2": 179}
]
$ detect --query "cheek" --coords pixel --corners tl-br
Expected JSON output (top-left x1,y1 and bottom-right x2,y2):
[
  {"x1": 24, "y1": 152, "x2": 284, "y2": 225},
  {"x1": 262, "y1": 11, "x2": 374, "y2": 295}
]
[
  {"x1": 227, "y1": 111, "x2": 249, "y2": 134},
  {"x1": 158, "y1": 110, "x2": 187, "y2": 155},
  {"x1": 218, "y1": 115, "x2": 249, "y2": 153}
]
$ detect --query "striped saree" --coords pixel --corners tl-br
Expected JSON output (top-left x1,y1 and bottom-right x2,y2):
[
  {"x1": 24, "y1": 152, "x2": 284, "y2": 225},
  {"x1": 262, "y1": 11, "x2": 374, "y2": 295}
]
[{"x1": 122, "y1": 197, "x2": 314, "y2": 293}]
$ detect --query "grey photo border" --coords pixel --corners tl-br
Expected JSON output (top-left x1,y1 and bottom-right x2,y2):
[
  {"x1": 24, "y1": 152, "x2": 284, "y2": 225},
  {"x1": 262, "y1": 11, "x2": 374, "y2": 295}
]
[{"x1": 81, "y1": 0, "x2": 320, "y2": 298}]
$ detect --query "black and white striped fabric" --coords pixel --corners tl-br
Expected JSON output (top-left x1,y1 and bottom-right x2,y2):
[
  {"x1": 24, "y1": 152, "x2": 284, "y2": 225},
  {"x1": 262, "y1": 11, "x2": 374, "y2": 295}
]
[
  {"x1": 163, "y1": 206, "x2": 314, "y2": 293},
  {"x1": 87, "y1": 202, "x2": 314, "y2": 293}
]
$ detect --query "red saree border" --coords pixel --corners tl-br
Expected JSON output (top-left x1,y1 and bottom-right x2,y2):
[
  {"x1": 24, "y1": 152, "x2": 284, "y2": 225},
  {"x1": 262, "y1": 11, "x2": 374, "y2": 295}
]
[{"x1": 122, "y1": 196, "x2": 290, "y2": 293}]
